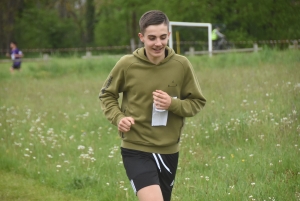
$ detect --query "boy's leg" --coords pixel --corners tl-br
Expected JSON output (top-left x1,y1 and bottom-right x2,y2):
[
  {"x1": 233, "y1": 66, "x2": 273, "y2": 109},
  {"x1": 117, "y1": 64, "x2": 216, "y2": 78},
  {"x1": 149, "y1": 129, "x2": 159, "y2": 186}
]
[
  {"x1": 121, "y1": 148, "x2": 178, "y2": 201},
  {"x1": 10, "y1": 63, "x2": 15, "y2": 73},
  {"x1": 10, "y1": 63, "x2": 21, "y2": 73},
  {"x1": 137, "y1": 185, "x2": 163, "y2": 201},
  {"x1": 154, "y1": 152, "x2": 179, "y2": 201},
  {"x1": 213, "y1": 40, "x2": 217, "y2": 50},
  {"x1": 121, "y1": 148, "x2": 163, "y2": 200},
  {"x1": 218, "y1": 38, "x2": 225, "y2": 50}
]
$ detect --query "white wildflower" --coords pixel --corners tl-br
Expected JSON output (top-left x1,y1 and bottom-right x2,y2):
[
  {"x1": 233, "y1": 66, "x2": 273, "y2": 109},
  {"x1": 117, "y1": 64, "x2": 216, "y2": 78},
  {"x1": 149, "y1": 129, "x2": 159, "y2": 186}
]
[{"x1": 78, "y1": 145, "x2": 85, "y2": 150}]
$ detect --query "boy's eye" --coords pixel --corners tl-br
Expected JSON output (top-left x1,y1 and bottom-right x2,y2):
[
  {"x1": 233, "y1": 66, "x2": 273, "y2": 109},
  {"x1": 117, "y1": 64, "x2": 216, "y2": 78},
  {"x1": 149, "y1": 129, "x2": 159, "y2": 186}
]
[{"x1": 148, "y1": 35, "x2": 167, "y2": 41}]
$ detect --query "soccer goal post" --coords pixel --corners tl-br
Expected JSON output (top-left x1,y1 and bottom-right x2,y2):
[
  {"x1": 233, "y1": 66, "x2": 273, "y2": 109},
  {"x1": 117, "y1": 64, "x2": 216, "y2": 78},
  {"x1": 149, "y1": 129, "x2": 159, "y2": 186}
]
[{"x1": 168, "y1": 21, "x2": 213, "y2": 56}]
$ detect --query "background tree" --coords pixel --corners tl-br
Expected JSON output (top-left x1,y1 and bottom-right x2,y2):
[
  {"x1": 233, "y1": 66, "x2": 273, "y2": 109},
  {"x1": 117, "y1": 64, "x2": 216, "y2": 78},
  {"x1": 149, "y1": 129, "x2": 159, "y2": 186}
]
[
  {"x1": 85, "y1": 0, "x2": 95, "y2": 45},
  {"x1": 0, "y1": 0, "x2": 24, "y2": 51},
  {"x1": 1, "y1": 0, "x2": 300, "y2": 54}
]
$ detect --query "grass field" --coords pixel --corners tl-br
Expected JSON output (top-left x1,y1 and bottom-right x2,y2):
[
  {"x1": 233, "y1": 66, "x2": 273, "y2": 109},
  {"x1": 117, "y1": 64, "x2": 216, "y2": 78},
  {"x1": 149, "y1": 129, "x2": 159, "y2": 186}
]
[{"x1": 0, "y1": 49, "x2": 299, "y2": 201}]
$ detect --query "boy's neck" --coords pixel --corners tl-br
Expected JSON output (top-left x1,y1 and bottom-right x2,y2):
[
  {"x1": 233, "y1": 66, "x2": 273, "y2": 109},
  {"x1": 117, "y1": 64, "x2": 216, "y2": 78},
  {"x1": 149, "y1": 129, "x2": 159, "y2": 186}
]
[
  {"x1": 148, "y1": 55, "x2": 164, "y2": 65},
  {"x1": 144, "y1": 49, "x2": 167, "y2": 65}
]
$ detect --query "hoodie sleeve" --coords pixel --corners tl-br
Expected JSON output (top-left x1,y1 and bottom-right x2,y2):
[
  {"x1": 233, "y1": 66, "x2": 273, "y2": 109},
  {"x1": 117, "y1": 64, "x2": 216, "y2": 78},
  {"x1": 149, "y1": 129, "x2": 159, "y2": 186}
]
[
  {"x1": 99, "y1": 57, "x2": 127, "y2": 126},
  {"x1": 168, "y1": 59, "x2": 206, "y2": 117}
]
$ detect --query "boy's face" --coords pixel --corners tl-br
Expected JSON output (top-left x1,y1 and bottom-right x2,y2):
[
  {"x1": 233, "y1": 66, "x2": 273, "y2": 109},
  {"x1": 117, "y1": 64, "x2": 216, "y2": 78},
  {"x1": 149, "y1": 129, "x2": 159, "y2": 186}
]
[
  {"x1": 10, "y1": 43, "x2": 16, "y2": 49},
  {"x1": 138, "y1": 23, "x2": 170, "y2": 62}
]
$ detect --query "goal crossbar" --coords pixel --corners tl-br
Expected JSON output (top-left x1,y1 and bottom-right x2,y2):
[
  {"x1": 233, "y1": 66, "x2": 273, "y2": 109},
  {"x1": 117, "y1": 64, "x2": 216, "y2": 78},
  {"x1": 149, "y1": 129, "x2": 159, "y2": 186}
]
[{"x1": 168, "y1": 21, "x2": 212, "y2": 56}]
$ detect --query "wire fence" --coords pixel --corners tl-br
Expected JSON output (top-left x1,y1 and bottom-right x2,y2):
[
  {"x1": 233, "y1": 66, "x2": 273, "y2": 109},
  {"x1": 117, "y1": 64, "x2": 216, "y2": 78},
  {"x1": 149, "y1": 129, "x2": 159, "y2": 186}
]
[
  {"x1": 0, "y1": 39, "x2": 299, "y2": 55},
  {"x1": 0, "y1": 45, "x2": 131, "y2": 53},
  {"x1": 174, "y1": 39, "x2": 300, "y2": 45}
]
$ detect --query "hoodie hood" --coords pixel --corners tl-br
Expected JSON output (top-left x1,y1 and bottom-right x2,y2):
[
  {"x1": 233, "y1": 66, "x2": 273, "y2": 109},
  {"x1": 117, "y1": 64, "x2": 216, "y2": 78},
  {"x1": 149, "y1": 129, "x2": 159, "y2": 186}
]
[{"x1": 133, "y1": 46, "x2": 175, "y2": 65}]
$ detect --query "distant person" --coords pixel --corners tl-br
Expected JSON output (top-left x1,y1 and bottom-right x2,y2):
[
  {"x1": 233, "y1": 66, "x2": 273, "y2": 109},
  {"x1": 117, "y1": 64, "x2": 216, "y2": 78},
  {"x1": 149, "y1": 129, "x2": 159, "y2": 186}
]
[
  {"x1": 99, "y1": 10, "x2": 206, "y2": 201},
  {"x1": 6, "y1": 41, "x2": 23, "y2": 73},
  {"x1": 212, "y1": 26, "x2": 225, "y2": 50}
]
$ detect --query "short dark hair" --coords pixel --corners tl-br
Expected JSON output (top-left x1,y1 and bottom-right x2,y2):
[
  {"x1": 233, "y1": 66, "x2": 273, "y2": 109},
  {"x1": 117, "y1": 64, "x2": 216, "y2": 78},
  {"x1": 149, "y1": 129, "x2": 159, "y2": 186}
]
[
  {"x1": 139, "y1": 10, "x2": 169, "y2": 34},
  {"x1": 10, "y1": 41, "x2": 17, "y2": 46}
]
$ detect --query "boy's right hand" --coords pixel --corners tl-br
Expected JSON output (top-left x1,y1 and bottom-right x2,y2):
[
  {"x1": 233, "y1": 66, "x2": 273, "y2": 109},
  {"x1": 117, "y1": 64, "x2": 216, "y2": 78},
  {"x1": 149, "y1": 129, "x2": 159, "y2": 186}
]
[{"x1": 118, "y1": 117, "x2": 135, "y2": 132}]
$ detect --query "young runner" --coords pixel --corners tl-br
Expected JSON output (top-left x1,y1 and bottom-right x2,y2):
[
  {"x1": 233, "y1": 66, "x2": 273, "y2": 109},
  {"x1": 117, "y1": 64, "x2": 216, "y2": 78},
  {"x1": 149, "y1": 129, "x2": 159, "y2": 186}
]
[
  {"x1": 7, "y1": 41, "x2": 23, "y2": 73},
  {"x1": 99, "y1": 10, "x2": 206, "y2": 201}
]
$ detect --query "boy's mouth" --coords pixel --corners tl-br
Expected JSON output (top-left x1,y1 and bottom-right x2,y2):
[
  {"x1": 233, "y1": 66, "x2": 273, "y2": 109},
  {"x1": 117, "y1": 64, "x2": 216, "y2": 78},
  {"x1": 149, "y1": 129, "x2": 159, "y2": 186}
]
[{"x1": 152, "y1": 47, "x2": 164, "y2": 52}]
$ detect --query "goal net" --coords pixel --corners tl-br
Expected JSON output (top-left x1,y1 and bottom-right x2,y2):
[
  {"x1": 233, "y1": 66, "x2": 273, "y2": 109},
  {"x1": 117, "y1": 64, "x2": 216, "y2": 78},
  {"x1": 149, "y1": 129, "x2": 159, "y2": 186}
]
[{"x1": 168, "y1": 21, "x2": 212, "y2": 56}]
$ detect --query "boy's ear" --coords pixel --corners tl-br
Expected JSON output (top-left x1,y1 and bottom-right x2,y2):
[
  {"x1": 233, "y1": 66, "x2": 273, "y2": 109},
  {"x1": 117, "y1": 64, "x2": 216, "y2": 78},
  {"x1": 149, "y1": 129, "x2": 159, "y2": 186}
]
[{"x1": 138, "y1": 33, "x2": 144, "y2": 43}]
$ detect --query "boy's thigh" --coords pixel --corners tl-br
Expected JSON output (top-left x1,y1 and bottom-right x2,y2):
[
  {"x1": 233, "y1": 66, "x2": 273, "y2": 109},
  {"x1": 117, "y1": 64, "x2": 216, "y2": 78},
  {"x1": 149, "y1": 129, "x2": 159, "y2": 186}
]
[
  {"x1": 121, "y1": 148, "x2": 160, "y2": 194},
  {"x1": 155, "y1": 152, "x2": 179, "y2": 201},
  {"x1": 121, "y1": 147, "x2": 179, "y2": 201}
]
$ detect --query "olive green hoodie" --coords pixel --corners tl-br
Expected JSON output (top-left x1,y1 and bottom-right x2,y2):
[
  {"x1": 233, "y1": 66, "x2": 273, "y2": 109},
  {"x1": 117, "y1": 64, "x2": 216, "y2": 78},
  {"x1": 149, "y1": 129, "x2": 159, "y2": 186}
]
[{"x1": 99, "y1": 46, "x2": 206, "y2": 154}]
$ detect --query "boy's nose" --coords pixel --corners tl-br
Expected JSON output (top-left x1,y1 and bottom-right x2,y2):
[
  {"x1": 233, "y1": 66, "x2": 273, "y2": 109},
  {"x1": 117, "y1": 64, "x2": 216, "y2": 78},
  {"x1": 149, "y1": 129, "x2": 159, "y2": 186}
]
[{"x1": 155, "y1": 39, "x2": 162, "y2": 46}]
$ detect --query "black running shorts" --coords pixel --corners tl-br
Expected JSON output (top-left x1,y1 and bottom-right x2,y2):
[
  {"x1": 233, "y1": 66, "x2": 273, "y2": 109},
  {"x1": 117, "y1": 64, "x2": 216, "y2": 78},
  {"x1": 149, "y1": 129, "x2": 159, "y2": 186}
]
[
  {"x1": 12, "y1": 63, "x2": 21, "y2": 69},
  {"x1": 121, "y1": 147, "x2": 179, "y2": 201}
]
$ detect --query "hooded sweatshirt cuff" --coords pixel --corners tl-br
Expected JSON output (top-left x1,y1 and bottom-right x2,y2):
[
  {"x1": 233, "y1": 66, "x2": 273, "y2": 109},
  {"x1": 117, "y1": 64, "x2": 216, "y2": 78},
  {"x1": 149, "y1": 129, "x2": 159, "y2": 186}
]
[
  {"x1": 114, "y1": 113, "x2": 126, "y2": 126},
  {"x1": 168, "y1": 98, "x2": 180, "y2": 113}
]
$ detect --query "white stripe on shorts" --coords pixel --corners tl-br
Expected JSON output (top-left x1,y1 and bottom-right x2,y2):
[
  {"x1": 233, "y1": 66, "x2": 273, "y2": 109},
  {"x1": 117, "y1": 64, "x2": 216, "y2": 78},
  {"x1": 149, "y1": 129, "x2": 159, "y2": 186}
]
[
  {"x1": 157, "y1": 154, "x2": 172, "y2": 174},
  {"x1": 152, "y1": 153, "x2": 161, "y2": 172},
  {"x1": 130, "y1": 179, "x2": 137, "y2": 194}
]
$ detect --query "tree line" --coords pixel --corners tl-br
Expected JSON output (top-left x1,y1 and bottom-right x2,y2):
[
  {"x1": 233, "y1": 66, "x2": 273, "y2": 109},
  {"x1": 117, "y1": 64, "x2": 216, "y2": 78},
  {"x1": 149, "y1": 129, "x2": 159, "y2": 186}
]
[{"x1": 1, "y1": 0, "x2": 299, "y2": 52}]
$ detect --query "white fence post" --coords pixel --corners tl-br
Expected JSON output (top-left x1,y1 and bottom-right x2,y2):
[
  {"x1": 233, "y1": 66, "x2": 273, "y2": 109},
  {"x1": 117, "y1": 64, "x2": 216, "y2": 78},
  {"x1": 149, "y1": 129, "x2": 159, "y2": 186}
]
[
  {"x1": 43, "y1": 54, "x2": 49, "y2": 60},
  {"x1": 253, "y1": 43, "x2": 258, "y2": 52},
  {"x1": 189, "y1": 47, "x2": 195, "y2": 56},
  {"x1": 294, "y1": 40, "x2": 298, "y2": 49},
  {"x1": 86, "y1": 51, "x2": 92, "y2": 57}
]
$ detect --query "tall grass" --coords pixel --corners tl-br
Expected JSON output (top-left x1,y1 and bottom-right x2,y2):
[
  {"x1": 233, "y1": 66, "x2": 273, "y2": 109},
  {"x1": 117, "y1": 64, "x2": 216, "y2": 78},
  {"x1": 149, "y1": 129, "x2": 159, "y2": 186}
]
[
  {"x1": 0, "y1": 50, "x2": 299, "y2": 200},
  {"x1": 0, "y1": 55, "x2": 117, "y2": 80}
]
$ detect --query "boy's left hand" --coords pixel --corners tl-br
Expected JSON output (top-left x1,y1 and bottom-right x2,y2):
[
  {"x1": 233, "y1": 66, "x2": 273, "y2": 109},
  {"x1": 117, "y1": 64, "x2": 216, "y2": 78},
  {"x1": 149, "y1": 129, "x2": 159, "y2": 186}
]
[{"x1": 153, "y1": 90, "x2": 171, "y2": 110}]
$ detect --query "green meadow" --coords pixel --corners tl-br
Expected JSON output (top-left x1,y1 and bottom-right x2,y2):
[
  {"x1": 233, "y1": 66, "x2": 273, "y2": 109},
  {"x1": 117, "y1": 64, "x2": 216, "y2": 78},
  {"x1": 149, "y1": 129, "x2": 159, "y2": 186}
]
[{"x1": 0, "y1": 49, "x2": 299, "y2": 201}]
